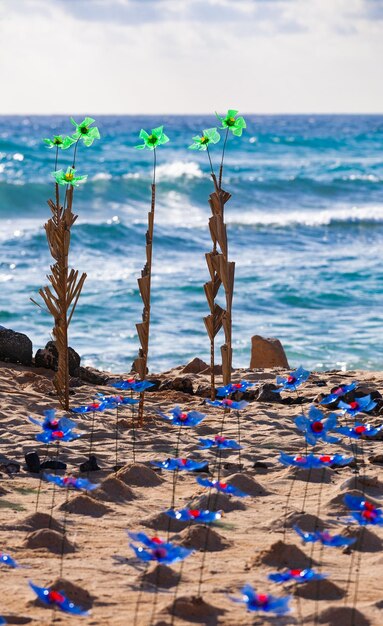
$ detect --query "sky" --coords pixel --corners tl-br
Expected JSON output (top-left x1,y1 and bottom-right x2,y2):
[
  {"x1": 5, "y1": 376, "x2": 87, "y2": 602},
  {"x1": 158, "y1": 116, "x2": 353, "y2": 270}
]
[{"x1": 0, "y1": 0, "x2": 382, "y2": 114}]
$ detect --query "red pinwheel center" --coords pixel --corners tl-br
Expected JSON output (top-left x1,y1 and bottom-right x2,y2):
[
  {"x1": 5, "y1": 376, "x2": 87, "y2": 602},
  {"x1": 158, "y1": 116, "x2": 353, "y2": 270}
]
[
  {"x1": 151, "y1": 537, "x2": 163, "y2": 544},
  {"x1": 47, "y1": 420, "x2": 59, "y2": 430},
  {"x1": 188, "y1": 509, "x2": 200, "y2": 518},
  {"x1": 153, "y1": 547, "x2": 167, "y2": 559},
  {"x1": 179, "y1": 413, "x2": 188, "y2": 421},
  {"x1": 290, "y1": 569, "x2": 302, "y2": 577},
  {"x1": 364, "y1": 501, "x2": 375, "y2": 512},
  {"x1": 233, "y1": 383, "x2": 242, "y2": 389},
  {"x1": 321, "y1": 532, "x2": 331, "y2": 541},
  {"x1": 127, "y1": 378, "x2": 135, "y2": 383},
  {"x1": 223, "y1": 399, "x2": 233, "y2": 406},
  {"x1": 354, "y1": 426, "x2": 366, "y2": 434},
  {"x1": 294, "y1": 456, "x2": 306, "y2": 463},
  {"x1": 48, "y1": 590, "x2": 65, "y2": 604},
  {"x1": 319, "y1": 455, "x2": 332, "y2": 463},
  {"x1": 362, "y1": 510, "x2": 377, "y2": 521},
  {"x1": 91, "y1": 403, "x2": 100, "y2": 409},
  {"x1": 52, "y1": 430, "x2": 64, "y2": 438},
  {"x1": 256, "y1": 594, "x2": 268, "y2": 606},
  {"x1": 181, "y1": 459, "x2": 187, "y2": 465},
  {"x1": 311, "y1": 421, "x2": 324, "y2": 433},
  {"x1": 218, "y1": 481, "x2": 227, "y2": 489},
  {"x1": 287, "y1": 375, "x2": 296, "y2": 384},
  {"x1": 215, "y1": 436, "x2": 225, "y2": 443},
  {"x1": 349, "y1": 401, "x2": 359, "y2": 410}
]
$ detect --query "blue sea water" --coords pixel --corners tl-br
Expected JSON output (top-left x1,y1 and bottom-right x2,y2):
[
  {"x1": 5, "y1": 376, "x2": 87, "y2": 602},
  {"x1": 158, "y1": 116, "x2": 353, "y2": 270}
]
[{"x1": 0, "y1": 114, "x2": 383, "y2": 374}]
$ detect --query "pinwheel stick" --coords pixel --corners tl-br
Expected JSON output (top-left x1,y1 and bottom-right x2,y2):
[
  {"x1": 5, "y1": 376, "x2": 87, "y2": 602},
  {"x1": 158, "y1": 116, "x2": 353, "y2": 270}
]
[
  {"x1": 134, "y1": 151, "x2": 157, "y2": 425},
  {"x1": 32, "y1": 184, "x2": 86, "y2": 410}
]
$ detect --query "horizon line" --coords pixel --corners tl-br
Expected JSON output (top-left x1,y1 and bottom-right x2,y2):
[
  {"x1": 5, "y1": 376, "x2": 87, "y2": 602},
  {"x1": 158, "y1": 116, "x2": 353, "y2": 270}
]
[{"x1": 1, "y1": 111, "x2": 383, "y2": 117}]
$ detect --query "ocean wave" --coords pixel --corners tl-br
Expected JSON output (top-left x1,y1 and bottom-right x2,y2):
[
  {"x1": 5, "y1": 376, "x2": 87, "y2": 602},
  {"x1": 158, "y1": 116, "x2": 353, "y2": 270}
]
[
  {"x1": 155, "y1": 160, "x2": 204, "y2": 180},
  {"x1": 226, "y1": 205, "x2": 383, "y2": 227}
]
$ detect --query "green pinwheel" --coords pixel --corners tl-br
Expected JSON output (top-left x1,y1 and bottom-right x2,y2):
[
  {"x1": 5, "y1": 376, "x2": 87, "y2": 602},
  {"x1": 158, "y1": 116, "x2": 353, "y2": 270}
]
[
  {"x1": 43, "y1": 135, "x2": 75, "y2": 150},
  {"x1": 52, "y1": 167, "x2": 87, "y2": 187},
  {"x1": 135, "y1": 126, "x2": 169, "y2": 150},
  {"x1": 216, "y1": 109, "x2": 246, "y2": 137},
  {"x1": 188, "y1": 128, "x2": 220, "y2": 151},
  {"x1": 70, "y1": 117, "x2": 100, "y2": 147}
]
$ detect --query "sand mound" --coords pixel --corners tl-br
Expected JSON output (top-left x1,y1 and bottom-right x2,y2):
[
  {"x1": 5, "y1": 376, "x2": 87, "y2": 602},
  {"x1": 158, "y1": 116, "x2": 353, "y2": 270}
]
[
  {"x1": 272, "y1": 511, "x2": 325, "y2": 532},
  {"x1": 139, "y1": 563, "x2": 181, "y2": 589},
  {"x1": 226, "y1": 472, "x2": 270, "y2": 496},
  {"x1": 96, "y1": 475, "x2": 136, "y2": 503},
  {"x1": 195, "y1": 492, "x2": 247, "y2": 513},
  {"x1": 253, "y1": 540, "x2": 316, "y2": 569},
  {"x1": 167, "y1": 595, "x2": 225, "y2": 621},
  {"x1": 18, "y1": 512, "x2": 63, "y2": 533},
  {"x1": 178, "y1": 525, "x2": 230, "y2": 552},
  {"x1": 141, "y1": 511, "x2": 189, "y2": 533},
  {"x1": 325, "y1": 489, "x2": 366, "y2": 515},
  {"x1": 32, "y1": 577, "x2": 93, "y2": 611},
  {"x1": 60, "y1": 494, "x2": 111, "y2": 517},
  {"x1": 314, "y1": 606, "x2": 370, "y2": 626},
  {"x1": 340, "y1": 475, "x2": 383, "y2": 497},
  {"x1": 117, "y1": 463, "x2": 163, "y2": 487},
  {"x1": 284, "y1": 466, "x2": 334, "y2": 484},
  {"x1": 343, "y1": 526, "x2": 383, "y2": 552},
  {"x1": 296, "y1": 579, "x2": 345, "y2": 600},
  {"x1": 24, "y1": 529, "x2": 75, "y2": 554}
]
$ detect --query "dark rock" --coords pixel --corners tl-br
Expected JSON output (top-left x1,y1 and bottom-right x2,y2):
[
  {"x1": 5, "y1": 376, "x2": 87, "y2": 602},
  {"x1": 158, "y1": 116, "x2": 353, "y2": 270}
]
[
  {"x1": 79, "y1": 366, "x2": 109, "y2": 385},
  {"x1": 79, "y1": 455, "x2": 101, "y2": 473},
  {"x1": 0, "y1": 328, "x2": 33, "y2": 365},
  {"x1": 182, "y1": 357, "x2": 209, "y2": 374},
  {"x1": 250, "y1": 335, "x2": 289, "y2": 369},
  {"x1": 195, "y1": 384, "x2": 212, "y2": 398},
  {"x1": 0, "y1": 460, "x2": 20, "y2": 475},
  {"x1": 254, "y1": 383, "x2": 282, "y2": 403},
  {"x1": 145, "y1": 378, "x2": 161, "y2": 392},
  {"x1": 40, "y1": 460, "x2": 67, "y2": 471},
  {"x1": 24, "y1": 451, "x2": 40, "y2": 474},
  {"x1": 159, "y1": 376, "x2": 194, "y2": 395},
  {"x1": 35, "y1": 341, "x2": 80, "y2": 376}
]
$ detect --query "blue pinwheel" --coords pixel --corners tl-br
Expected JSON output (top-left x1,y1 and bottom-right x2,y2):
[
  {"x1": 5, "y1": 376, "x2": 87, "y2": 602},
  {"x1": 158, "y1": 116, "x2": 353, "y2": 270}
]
[
  {"x1": 216, "y1": 381, "x2": 254, "y2": 397},
  {"x1": 338, "y1": 395, "x2": 377, "y2": 417},
  {"x1": 320, "y1": 382, "x2": 358, "y2": 405},
  {"x1": 337, "y1": 422, "x2": 382, "y2": 440},
  {"x1": 129, "y1": 541, "x2": 193, "y2": 565},
  {"x1": 72, "y1": 399, "x2": 109, "y2": 414},
  {"x1": 43, "y1": 474, "x2": 99, "y2": 491},
  {"x1": 110, "y1": 379, "x2": 154, "y2": 393},
  {"x1": 165, "y1": 508, "x2": 222, "y2": 523},
  {"x1": 29, "y1": 409, "x2": 76, "y2": 432},
  {"x1": 273, "y1": 366, "x2": 310, "y2": 393},
  {"x1": 157, "y1": 406, "x2": 206, "y2": 427},
  {"x1": 344, "y1": 494, "x2": 383, "y2": 526},
  {"x1": 230, "y1": 585, "x2": 291, "y2": 615},
  {"x1": 29, "y1": 582, "x2": 89, "y2": 616},
  {"x1": 0, "y1": 618, "x2": 5, "y2": 624},
  {"x1": 127, "y1": 532, "x2": 173, "y2": 550},
  {"x1": 94, "y1": 393, "x2": 139, "y2": 408},
  {"x1": 151, "y1": 458, "x2": 208, "y2": 472},
  {"x1": 34, "y1": 426, "x2": 80, "y2": 444},
  {"x1": 0, "y1": 552, "x2": 19, "y2": 568},
  {"x1": 279, "y1": 452, "x2": 353, "y2": 469},
  {"x1": 199, "y1": 435, "x2": 242, "y2": 450},
  {"x1": 293, "y1": 526, "x2": 356, "y2": 548},
  {"x1": 197, "y1": 476, "x2": 249, "y2": 497},
  {"x1": 205, "y1": 399, "x2": 248, "y2": 410},
  {"x1": 269, "y1": 568, "x2": 325, "y2": 584},
  {"x1": 295, "y1": 406, "x2": 339, "y2": 446}
]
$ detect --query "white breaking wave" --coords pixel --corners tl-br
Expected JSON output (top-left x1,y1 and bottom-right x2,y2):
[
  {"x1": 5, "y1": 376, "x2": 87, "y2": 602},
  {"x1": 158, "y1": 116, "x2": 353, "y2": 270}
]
[
  {"x1": 225, "y1": 205, "x2": 383, "y2": 227},
  {"x1": 155, "y1": 160, "x2": 203, "y2": 180}
]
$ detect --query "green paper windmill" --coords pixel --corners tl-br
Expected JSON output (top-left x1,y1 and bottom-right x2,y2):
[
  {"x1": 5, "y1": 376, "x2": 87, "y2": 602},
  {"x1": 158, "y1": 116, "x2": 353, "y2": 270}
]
[
  {"x1": 52, "y1": 167, "x2": 87, "y2": 187},
  {"x1": 43, "y1": 135, "x2": 75, "y2": 150},
  {"x1": 189, "y1": 128, "x2": 220, "y2": 151},
  {"x1": 71, "y1": 117, "x2": 101, "y2": 147},
  {"x1": 216, "y1": 109, "x2": 246, "y2": 137},
  {"x1": 135, "y1": 126, "x2": 169, "y2": 150}
]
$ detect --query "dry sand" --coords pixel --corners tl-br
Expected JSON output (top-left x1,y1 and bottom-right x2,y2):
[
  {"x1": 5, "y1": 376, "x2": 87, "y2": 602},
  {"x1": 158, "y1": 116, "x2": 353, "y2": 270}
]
[{"x1": 1, "y1": 362, "x2": 383, "y2": 625}]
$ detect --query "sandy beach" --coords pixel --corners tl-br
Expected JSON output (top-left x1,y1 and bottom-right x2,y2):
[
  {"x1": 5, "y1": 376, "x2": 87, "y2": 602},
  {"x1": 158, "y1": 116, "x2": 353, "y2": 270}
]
[{"x1": 1, "y1": 361, "x2": 382, "y2": 625}]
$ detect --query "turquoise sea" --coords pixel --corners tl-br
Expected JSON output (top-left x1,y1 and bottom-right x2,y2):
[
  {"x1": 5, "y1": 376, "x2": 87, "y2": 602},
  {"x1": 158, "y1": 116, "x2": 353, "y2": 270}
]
[{"x1": 0, "y1": 114, "x2": 383, "y2": 373}]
